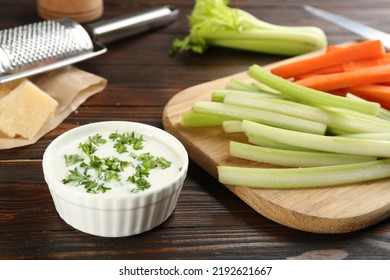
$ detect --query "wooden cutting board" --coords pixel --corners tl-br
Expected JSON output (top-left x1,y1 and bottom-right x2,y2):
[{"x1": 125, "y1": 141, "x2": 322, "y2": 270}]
[{"x1": 162, "y1": 56, "x2": 390, "y2": 234}]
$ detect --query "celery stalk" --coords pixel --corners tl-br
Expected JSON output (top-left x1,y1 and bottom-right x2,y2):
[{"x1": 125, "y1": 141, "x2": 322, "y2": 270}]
[
  {"x1": 225, "y1": 79, "x2": 261, "y2": 92},
  {"x1": 223, "y1": 94, "x2": 330, "y2": 123},
  {"x1": 247, "y1": 134, "x2": 311, "y2": 151},
  {"x1": 171, "y1": 0, "x2": 327, "y2": 56},
  {"x1": 346, "y1": 92, "x2": 390, "y2": 121},
  {"x1": 211, "y1": 89, "x2": 282, "y2": 102},
  {"x1": 338, "y1": 133, "x2": 390, "y2": 140},
  {"x1": 192, "y1": 101, "x2": 327, "y2": 134},
  {"x1": 179, "y1": 111, "x2": 231, "y2": 127},
  {"x1": 218, "y1": 159, "x2": 390, "y2": 188},
  {"x1": 222, "y1": 120, "x2": 243, "y2": 133},
  {"x1": 323, "y1": 106, "x2": 390, "y2": 133},
  {"x1": 229, "y1": 141, "x2": 376, "y2": 167},
  {"x1": 242, "y1": 120, "x2": 390, "y2": 157},
  {"x1": 248, "y1": 65, "x2": 380, "y2": 115},
  {"x1": 251, "y1": 82, "x2": 282, "y2": 94}
]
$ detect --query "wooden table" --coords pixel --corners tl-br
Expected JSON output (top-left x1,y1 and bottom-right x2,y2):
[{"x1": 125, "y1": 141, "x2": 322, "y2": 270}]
[{"x1": 0, "y1": 0, "x2": 389, "y2": 260}]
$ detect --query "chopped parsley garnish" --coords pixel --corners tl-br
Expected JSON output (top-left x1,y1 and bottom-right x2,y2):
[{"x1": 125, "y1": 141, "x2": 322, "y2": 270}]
[
  {"x1": 64, "y1": 154, "x2": 84, "y2": 167},
  {"x1": 62, "y1": 131, "x2": 172, "y2": 194},
  {"x1": 109, "y1": 131, "x2": 144, "y2": 153}
]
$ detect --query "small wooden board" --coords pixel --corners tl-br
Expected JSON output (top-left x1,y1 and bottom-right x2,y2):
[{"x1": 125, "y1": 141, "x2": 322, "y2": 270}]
[{"x1": 162, "y1": 58, "x2": 390, "y2": 234}]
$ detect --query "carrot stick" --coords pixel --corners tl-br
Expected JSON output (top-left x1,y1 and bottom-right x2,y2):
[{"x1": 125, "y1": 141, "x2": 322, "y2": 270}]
[
  {"x1": 296, "y1": 64, "x2": 390, "y2": 91},
  {"x1": 271, "y1": 40, "x2": 385, "y2": 79},
  {"x1": 295, "y1": 64, "x2": 344, "y2": 79},
  {"x1": 326, "y1": 45, "x2": 343, "y2": 52},
  {"x1": 347, "y1": 84, "x2": 390, "y2": 110},
  {"x1": 343, "y1": 57, "x2": 390, "y2": 71}
]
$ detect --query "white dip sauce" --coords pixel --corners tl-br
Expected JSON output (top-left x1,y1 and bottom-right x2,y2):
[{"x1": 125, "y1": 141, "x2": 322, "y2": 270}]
[{"x1": 54, "y1": 130, "x2": 182, "y2": 195}]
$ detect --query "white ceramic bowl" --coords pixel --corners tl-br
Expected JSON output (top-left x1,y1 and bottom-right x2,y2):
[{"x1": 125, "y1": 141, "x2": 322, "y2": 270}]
[{"x1": 42, "y1": 121, "x2": 188, "y2": 237}]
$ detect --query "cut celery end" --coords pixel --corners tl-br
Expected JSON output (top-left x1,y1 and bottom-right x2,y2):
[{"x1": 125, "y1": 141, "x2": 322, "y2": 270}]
[
  {"x1": 192, "y1": 101, "x2": 327, "y2": 135},
  {"x1": 222, "y1": 120, "x2": 243, "y2": 133},
  {"x1": 229, "y1": 141, "x2": 377, "y2": 167},
  {"x1": 179, "y1": 111, "x2": 231, "y2": 127},
  {"x1": 211, "y1": 89, "x2": 283, "y2": 102},
  {"x1": 242, "y1": 120, "x2": 390, "y2": 157},
  {"x1": 248, "y1": 64, "x2": 380, "y2": 116},
  {"x1": 218, "y1": 159, "x2": 390, "y2": 189},
  {"x1": 223, "y1": 94, "x2": 331, "y2": 123}
]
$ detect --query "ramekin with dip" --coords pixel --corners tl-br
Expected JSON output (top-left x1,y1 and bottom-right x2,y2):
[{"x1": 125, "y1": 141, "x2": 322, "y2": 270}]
[{"x1": 42, "y1": 121, "x2": 188, "y2": 237}]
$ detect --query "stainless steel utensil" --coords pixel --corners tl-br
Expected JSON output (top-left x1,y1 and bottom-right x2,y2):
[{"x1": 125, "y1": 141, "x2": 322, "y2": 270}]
[
  {"x1": 0, "y1": 5, "x2": 179, "y2": 84},
  {"x1": 304, "y1": 5, "x2": 390, "y2": 49}
]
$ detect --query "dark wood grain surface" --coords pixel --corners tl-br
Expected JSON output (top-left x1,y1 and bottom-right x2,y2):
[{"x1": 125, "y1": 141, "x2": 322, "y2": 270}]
[{"x1": 0, "y1": 0, "x2": 389, "y2": 260}]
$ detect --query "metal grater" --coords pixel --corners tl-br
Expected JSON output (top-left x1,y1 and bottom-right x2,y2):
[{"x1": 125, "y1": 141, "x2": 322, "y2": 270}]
[
  {"x1": 0, "y1": 5, "x2": 179, "y2": 84},
  {"x1": 0, "y1": 19, "x2": 93, "y2": 74}
]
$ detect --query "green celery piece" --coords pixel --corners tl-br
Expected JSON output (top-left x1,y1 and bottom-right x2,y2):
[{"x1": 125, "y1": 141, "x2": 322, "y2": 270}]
[
  {"x1": 242, "y1": 120, "x2": 390, "y2": 157},
  {"x1": 251, "y1": 82, "x2": 282, "y2": 94},
  {"x1": 248, "y1": 64, "x2": 380, "y2": 115},
  {"x1": 192, "y1": 101, "x2": 327, "y2": 135},
  {"x1": 229, "y1": 141, "x2": 376, "y2": 167},
  {"x1": 222, "y1": 120, "x2": 243, "y2": 133},
  {"x1": 247, "y1": 133, "x2": 312, "y2": 151},
  {"x1": 378, "y1": 108, "x2": 390, "y2": 121},
  {"x1": 171, "y1": 0, "x2": 327, "y2": 56},
  {"x1": 346, "y1": 92, "x2": 390, "y2": 121},
  {"x1": 338, "y1": 133, "x2": 390, "y2": 140},
  {"x1": 211, "y1": 89, "x2": 283, "y2": 102},
  {"x1": 179, "y1": 111, "x2": 231, "y2": 127},
  {"x1": 206, "y1": 33, "x2": 324, "y2": 56},
  {"x1": 323, "y1": 106, "x2": 390, "y2": 134},
  {"x1": 223, "y1": 93, "x2": 330, "y2": 123},
  {"x1": 218, "y1": 159, "x2": 390, "y2": 189},
  {"x1": 225, "y1": 79, "x2": 261, "y2": 92}
]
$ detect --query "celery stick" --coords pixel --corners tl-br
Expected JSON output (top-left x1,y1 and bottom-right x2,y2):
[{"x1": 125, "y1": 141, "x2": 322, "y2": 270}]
[
  {"x1": 222, "y1": 120, "x2": 243, "y2": 133},
  {"x1": 229, "y1": 141, "x2": 376, "y2": 167},
  {"x1": 247, "y1": 134, "x2": 312, "y2": 151},
  {"x1": 209, "y1": 35, "x2": 323, "y2": 56},
  {"x1": 251, "y1": 82, "x2": 281, "y2": 94},
  {"x1": 338, "y1": 133, "x2": 390, "y2": 141},
  {"x1": 346, "y1": 92, "x2": 390, "y2": 121},
  {"x1": 378, "y1": 108, "x2": 390, "y2": 121},
  {"x1": 211, "y1": 89, "x2": 282, "y2": 102},
  {"x1": 171, "y1": 0, "x2": 327, "y2": 56},
  {"x1": 248, "y1": 64, "x2": 380, "y2": 115},
  {"x1": 192, "y1": 101, "x2": 327, "y2": 134},
  {"x1": 179, "y1": 111, "x2": 231, "y2": 127},
  {"x1": 225, "y1": 79, "x2": 261, "y2": 92},
  {"x1": 218, "y1": 159, "x2": 390, "y2": 189},
  {"x1": 223, "y1": 94, "x2": 330, "y2": 123},
  {"x1": 324, "y1": 106, "x2": 390, "y2": 133},
  {"x1": 242, "y1": 120, "x2": 390, "y2": 157}
]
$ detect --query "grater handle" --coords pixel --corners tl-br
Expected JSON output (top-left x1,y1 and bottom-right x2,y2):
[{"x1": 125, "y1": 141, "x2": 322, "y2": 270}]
[{"x1": 86, "y1": 5, "x2": 179, "y2": 45}]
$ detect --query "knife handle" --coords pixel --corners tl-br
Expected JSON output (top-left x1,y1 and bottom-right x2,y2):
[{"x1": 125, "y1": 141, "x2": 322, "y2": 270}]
[{"x1": 86, "y1": 5, "x2": 179, "y2": 45}]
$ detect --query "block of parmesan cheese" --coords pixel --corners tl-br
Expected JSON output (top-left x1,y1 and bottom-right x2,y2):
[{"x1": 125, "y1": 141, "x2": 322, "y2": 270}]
[
  {"x1": 0, "y1": 79, "x2": 24, "y2": 100},
  {"x1": 0, "y1": 80, "x2": 58, "y2": 139}
]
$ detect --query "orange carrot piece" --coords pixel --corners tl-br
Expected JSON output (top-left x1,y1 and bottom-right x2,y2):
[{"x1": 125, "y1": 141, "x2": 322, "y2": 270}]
[
  {"x1": 295, "y1": 64, "x2": 344, "y2": 80},
  {"x1": 326, "y1": 45, "x2": 343, "y2": 52},
  {"x1": 343, "y1": 57, "x2": 390, "y2": 71},
  {"x1": 271, "y1": 40, "x2": 385, "y2": 79},
  {"x1": 347, "y1": 84, "x2": 390, "y2": 110},
  {"x1": 296, "y1": 64, "x2": 390, "y2": 91}
]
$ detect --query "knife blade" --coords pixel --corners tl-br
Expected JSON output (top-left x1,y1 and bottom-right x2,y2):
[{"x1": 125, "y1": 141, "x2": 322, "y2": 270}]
[{"x1": 304, "y1": 5, "x2": 390, "y2": 49}]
